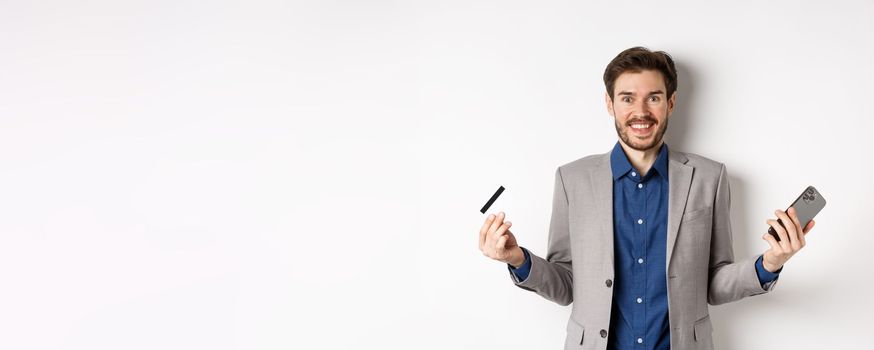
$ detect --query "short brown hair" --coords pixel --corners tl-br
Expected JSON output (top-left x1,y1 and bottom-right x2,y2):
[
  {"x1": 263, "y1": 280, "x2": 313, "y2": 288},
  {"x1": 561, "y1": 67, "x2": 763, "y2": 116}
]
[{"x1": 603, "y1": 46, "x2": 677, "y2": 100}]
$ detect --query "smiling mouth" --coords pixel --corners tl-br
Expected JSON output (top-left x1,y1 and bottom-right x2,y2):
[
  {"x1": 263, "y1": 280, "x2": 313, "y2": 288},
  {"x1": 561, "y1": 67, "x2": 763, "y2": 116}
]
[{"x1": 628, "y1": 121, "x2": 655, "y2": 135}]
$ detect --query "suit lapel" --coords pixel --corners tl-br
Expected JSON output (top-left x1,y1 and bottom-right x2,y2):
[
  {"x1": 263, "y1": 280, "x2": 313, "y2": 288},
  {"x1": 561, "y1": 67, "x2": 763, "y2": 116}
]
[
  {"x1": 591, "y1": 152, "x2": 615, "y2": 270},
  {"x1": 666, "y1": 150, "x2": 693, "y2": 270}
]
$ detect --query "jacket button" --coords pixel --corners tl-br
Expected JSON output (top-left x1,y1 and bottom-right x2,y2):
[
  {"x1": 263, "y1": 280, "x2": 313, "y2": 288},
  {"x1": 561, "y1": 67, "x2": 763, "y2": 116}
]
[
  {"x1": 600, "y1": 329, "x2": 608, "y2": 338},
  {"x1": 605, "y1": 279, "x2": 613, "y2": 287}
]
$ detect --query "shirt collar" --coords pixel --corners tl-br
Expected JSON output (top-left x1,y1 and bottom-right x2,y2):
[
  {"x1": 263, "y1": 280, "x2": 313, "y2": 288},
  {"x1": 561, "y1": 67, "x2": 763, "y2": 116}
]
[
  {"x1": 652, "y1": 143, "x2": 669, "y2": 178},
  {"x1": 609, "y1": 141, "x2": 670, "y2": 180}
]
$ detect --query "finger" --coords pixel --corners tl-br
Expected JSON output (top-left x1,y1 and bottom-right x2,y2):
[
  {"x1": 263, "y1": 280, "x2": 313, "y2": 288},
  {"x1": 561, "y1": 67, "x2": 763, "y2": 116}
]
[
  {"x1": 787, "y1": 208, "x2": 804, "y2": 245},
  {"x1": 800, "y1": 220, "x2": 815, "y2": 248},
  {"x1": 487, "y1": 211, "x2": 505, "y2": 236},
  {"x1": 482, "y1": 219, "x2": 497, "y2": 256},
  {"x1": 774, "y1": 210, "x2": 797, "y2": 242},
  {"x1": 479, "y1": 214, "x2": 495, "y2": 250},
  {"x1": 484, "y1": 215, "x2": 506, "y2": 256},
  {"x1": 767, "y1": 218, "x2": 790, "y2": 252},
  {"x1": 493, "y1": 220, "x2": 512, "y2": 240},
  {"x1": 762, "y1": 231, "x2": 782, "y2": 253},
  {"x1": 787, "y1": 207, "x2": 807, "y2": 247},
  {"x1": 776, "y1": 209, "x2": 801, "y2": 250}
]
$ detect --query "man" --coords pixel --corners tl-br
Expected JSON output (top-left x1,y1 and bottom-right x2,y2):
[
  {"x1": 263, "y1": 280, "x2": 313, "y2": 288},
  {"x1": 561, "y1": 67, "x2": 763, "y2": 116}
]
[{"x1": 477, "y1": 47, "x2": 815, "y2": 350}]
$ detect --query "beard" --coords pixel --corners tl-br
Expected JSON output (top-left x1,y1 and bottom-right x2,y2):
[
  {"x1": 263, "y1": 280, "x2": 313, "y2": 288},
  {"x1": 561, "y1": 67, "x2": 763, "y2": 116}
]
[{"x1": 614, "y1": 116, "x2": 668, "y2": 152}]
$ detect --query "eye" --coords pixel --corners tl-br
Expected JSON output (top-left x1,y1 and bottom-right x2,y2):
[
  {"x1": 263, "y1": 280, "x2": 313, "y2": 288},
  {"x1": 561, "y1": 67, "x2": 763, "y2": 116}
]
[
  {"x1": 622, "y1": 97, "x2": 632, "y2": 103},
  {"x1": 649, "y1": 96, "x2": 660, "y2": 102}
]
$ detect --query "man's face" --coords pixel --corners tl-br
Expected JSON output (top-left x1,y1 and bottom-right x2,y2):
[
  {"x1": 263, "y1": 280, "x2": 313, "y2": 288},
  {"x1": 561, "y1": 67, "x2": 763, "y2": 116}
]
[{"x1": 606, "y1": 70, "x2": 676, "y2": 152}]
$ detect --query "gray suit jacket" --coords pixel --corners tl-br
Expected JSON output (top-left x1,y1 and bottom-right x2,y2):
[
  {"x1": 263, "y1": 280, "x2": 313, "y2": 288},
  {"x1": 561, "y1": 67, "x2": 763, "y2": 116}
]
[{"x1": 510, "y1": 148, "x2": 776, "y2": 350}]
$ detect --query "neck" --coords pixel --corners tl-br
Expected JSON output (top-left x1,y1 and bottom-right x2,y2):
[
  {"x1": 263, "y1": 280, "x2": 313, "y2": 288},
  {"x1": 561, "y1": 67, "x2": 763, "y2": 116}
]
[{"x1": 618, "y1": 140, "x2": 663, "y2": 176}]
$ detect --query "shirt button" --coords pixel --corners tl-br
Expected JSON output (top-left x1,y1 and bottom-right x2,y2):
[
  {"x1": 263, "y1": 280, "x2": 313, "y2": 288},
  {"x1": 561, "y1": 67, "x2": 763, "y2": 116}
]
[
  {"x1": 605, "y1": 279, "x2": 613, "y2": 288},
  {"x1": 637, "y1": 219, "x2": 644, "y2": 225},
  {"x1": 631, "y1": 171, "x2": 637, "y2": 177},
  {"x1": 637, "y1": 297, "x2": 643, "y2": 303},
  {"x1": 638, "y1": 183, "x2": 643, "y2": 189},
  {"x1": 638, "y1": 258, "x2": 644, "y2": 264},
  {"x1": 637, "y1": 338, "x2": 643, "y2": 344},
  {"x1": 600, "y1": 329, "x2": 608, "y2": 338}
]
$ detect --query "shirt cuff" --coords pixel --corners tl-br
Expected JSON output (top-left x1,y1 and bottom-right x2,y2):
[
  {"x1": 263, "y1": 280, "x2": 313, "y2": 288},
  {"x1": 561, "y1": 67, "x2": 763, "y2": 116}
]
[
  {"x1": 755, "y1": 254, "x2": 781, "y2": 287},
  {"x1": 508, "y1": 247, "x2": 532, "y2": 282}
]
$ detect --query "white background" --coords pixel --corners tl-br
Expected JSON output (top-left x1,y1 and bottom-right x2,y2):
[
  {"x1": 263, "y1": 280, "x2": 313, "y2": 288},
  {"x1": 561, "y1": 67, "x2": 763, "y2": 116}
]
[{"x1": 1, "y1": 0, "x2": 872, "y2": 349}]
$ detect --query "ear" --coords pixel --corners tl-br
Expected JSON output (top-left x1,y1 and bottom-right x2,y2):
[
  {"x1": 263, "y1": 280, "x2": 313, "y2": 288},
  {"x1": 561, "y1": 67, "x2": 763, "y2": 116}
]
[
  {"x1": 605, "y1": 92, "x2": 614, "y2": 117},
  {"x1": 667, "y1": 91, "x2": 677, "y2": 116}
]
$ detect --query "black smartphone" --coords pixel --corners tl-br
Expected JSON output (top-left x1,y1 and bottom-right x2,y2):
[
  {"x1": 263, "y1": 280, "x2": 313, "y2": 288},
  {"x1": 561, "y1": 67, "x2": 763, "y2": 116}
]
[{"x1": 768, "y1": 186, "x2": 826, "y2": 242}]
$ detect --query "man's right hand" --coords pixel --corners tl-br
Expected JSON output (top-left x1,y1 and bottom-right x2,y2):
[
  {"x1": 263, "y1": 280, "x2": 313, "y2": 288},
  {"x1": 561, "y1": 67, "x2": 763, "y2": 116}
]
[{"x1": 478, "y1": 212, "x2": 526, "y2": 268}]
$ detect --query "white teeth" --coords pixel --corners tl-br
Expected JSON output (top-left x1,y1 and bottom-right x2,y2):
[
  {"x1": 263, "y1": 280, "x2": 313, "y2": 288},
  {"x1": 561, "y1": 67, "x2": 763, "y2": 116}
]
[{"x1": 631, "y1": 124, "x2": 651, "y2": 129}]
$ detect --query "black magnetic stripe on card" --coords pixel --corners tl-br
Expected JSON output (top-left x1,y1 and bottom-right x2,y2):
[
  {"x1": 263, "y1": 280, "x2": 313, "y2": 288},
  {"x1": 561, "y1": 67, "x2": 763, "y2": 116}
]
[{"x1": 480, "y1": 186, "x2": 505, "y2": 214}]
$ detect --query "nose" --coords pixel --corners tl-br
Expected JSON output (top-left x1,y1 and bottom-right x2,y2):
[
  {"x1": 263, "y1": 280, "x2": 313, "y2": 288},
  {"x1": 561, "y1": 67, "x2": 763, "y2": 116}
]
[{"x1": 632, "y1": 100, "x2": 651, "y2": 118}]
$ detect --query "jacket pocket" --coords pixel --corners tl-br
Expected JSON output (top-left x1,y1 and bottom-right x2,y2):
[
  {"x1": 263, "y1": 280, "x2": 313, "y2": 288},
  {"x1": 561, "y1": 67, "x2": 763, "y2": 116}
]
[
  {"x1": 683, "y1": 206, "x2": 713, "y2": 223},
  {"x1": 564, "y1": 318, "x2": 585, "y2": 348},
  {"x1": 693, "y1": 315, "x2": 714, "y2": 350}
]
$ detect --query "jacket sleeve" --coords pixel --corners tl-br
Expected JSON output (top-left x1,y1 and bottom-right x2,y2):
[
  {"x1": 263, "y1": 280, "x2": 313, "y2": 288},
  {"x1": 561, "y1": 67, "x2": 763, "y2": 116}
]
[
  {"x1": 707, "y1": 164, "x2": 778, "y2": 305},
  {"x1": 507, "y1": 167, "x2": 574, "y2": 306}
]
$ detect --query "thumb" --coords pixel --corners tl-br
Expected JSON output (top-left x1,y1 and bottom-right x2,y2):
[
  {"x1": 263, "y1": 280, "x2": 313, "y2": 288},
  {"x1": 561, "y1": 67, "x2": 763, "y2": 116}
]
[
  {"x1": 802, "y1": 220, "x2": 816, "y2": 234},
  {"x1": 496, "y1": 234, "x2": 509, "y2": 252},
  {"x1": 504, "y1": 229, "x2": 518, "y2": 246}
]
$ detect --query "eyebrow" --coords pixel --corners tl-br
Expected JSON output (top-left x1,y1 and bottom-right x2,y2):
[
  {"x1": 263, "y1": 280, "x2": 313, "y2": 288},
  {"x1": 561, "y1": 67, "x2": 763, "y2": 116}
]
[{"x1": 618, "y1": 90, "x2": 665, "y2": 96}]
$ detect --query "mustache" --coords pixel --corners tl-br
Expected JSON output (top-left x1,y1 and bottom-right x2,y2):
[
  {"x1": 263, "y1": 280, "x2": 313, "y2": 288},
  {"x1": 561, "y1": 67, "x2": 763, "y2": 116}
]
[{"x1": 626, "y1": 117, "x2": 658, "y2": 125}]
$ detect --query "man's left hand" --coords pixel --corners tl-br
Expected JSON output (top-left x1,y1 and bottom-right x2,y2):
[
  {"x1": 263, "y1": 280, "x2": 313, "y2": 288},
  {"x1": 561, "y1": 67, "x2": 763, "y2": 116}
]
[{"x1": 762, "y1": 207, "x2": 816, "y2": 272}]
